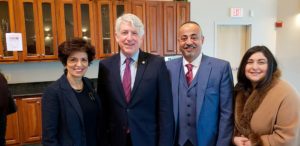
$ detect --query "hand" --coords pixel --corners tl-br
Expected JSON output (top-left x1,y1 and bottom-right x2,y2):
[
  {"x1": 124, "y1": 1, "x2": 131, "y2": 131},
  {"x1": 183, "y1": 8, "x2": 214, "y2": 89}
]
[
  {"x1": 233, "y1": 136, "x2": 250, "y2": 146},
  {"x1": 244, "y1": 139, "x2": 252, "y2": 146}
]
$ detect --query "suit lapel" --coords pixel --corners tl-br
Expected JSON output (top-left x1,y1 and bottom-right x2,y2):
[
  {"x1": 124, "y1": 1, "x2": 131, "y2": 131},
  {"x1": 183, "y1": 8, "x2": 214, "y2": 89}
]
[
  {"x1": 131, "y1": 51, "x2": 148, "y2": 102},
  {"x1": 59, "y1": 75, "x2": 84, "y2": 125},
  {"x1": 171, "y1": 58, "x2": 183, "y2": 127},
  {"x1": 196, "y1": 55, "x2": 212, "y2": 123}
]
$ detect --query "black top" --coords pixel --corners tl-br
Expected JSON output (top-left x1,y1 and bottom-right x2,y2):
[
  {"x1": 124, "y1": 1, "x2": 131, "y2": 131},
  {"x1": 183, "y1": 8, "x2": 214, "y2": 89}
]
[{"x1": 74, "y1": 82, "x2": 100, "y2": 146}]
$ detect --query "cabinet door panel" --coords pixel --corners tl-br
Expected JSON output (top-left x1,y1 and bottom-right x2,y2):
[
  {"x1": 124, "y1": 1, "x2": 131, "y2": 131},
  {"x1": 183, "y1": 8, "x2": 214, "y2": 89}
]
[
  {"x1": 176, "y1": 2, "x2": 190, "y2": 54},
  {"x1": 64, "y1": 4, "x2": 75, "y2": 40},
  {"x1": 163, "y1": 2, "x2": 176, "y2": 55},
  {"x1": 5, "y1": 111, "x2": 21, "y2": 145},
  {"x1": 0, "y1": 0, "x2": 18, "y2": 62},
  {"x1": 78, "y1": 0, "x2": 96, "y2": 47},
  {"x1": 146, "y1": 1, "x2": 162, "y2": 55},
  {"x1": 131, "y1": 1, "x2": 146, "y2": 51},
  {"x1": 97, "y1": 1, "x2": 114, "y2": 58},
  {"x1": 38, "y1": 0, "x2": 57, "y2": 59},
  {"x1": 112, "y1": 1, "x2": 129, "y2": 54},
  {"x1": 57, "y1": 0, "x2": 78, "y2": 44},
  {"x1": 21, "y1": 0, "x2": 41, "y2": 60},
  {"x1": 19, "y1": 97, "x2": 42, "y2": 144}
]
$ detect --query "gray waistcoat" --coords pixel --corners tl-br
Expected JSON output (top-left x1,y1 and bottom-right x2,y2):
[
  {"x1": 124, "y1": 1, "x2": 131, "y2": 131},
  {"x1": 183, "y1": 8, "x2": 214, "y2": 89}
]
[{"x1": 178, "y1": 67, "x2": 198, "y2": 146}]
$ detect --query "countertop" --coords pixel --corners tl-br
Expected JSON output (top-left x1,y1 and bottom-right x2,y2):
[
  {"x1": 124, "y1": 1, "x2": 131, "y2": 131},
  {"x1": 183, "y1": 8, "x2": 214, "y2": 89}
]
[{"x1": 8, "y1": 79, "x2": 97, "y2": 97}]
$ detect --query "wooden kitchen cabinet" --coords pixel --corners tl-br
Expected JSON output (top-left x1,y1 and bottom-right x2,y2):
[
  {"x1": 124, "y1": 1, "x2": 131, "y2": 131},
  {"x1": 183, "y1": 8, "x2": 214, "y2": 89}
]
[
  {"x1": 17, "y1": 0, "x2": 58, "y2": 61},
  {"x1": 56, "y1": 0, "x2": 96, "y2": 51},
  {"x1": 1, "y1": 0, "x2": 189, "y2": 63},
  {"x1": 0, "y1": 0, "x2": 19, "y2": 62},
  {"x1": 6, "y1": 96, "x2": 42, "y2": 145},
  {"x1": 96, "y1": 0, "x2": 130, "y2": 58},
  {"x1": 146, "y1": 1, "x2": 190, "y2": 56}
]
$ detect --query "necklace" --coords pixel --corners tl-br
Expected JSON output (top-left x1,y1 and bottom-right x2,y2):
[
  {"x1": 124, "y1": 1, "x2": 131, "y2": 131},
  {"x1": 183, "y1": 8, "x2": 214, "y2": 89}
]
[
  {"x1": 74, "y1": 88, "x2": 83, "y2": 93},
  {"x1": 73, "y1": 83, "x2": 84, "y2": 93},
  {"x1": 67, "y1": 75, "x2": 84, "y2": 93}
]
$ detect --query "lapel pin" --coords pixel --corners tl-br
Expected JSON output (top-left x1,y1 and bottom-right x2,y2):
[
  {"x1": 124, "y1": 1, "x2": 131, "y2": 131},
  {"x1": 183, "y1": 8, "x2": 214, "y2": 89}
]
[{"x1": 142, "y1": 61, "x2": 146, "y2": 64}]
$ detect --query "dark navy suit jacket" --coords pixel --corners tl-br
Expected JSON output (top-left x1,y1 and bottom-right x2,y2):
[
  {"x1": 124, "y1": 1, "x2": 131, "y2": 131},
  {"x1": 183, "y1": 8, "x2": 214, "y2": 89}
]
[
  {"x1": 167, "y1": 55, "x2": 234, "y2": 146},
  {"x1": 42, "y1": 74, "x2": 105, "y2": 146},
  {"x1": 97, "y1": 51, "x2": 174, "y2": 146}
]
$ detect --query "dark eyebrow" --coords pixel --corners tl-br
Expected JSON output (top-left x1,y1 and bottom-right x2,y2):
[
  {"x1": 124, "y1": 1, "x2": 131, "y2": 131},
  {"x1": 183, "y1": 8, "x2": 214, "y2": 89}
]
[{"x1": 258, "y1": 59, "x2": 267, "y2": 61}]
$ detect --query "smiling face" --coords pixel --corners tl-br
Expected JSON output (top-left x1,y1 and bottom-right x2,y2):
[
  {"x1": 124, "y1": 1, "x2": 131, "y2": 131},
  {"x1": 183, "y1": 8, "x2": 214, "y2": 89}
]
[
  {"x1": 245, "y1": 52, "x2": 268, "y2": 87},
  {"x1": 66, "y1": 51, "x2": 89, "y2": 79},
  {"x1": 178, "y1": 23, "x2": 204, "y2": 63},
  {"x1": 115, "y1": 21, "x2": 144, "y2": 57}
]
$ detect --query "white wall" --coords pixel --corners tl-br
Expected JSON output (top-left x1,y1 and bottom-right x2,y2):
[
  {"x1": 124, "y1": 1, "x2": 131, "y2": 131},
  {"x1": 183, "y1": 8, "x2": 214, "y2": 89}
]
[
  {"x1": 189, "y1": 0, "x2": 277, "y2": 55},
  {"x1": 189, "y1": 0, "x2": 300, "y2": 92},
  {"x1": 276, "y1": 0, "x2": 300, "y2": 92}
]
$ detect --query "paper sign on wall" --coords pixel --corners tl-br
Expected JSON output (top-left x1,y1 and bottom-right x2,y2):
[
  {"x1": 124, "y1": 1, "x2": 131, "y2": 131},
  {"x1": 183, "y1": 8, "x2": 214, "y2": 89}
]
[{"x1": 6, "y1": 33, "x2": 23, "y2": 51}]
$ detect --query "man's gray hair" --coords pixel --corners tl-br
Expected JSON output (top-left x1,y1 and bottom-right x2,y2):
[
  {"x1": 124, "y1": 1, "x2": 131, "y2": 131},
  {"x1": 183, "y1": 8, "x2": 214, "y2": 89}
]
[{"x1": 115, "y1": 13, "x2": 145, "y2": 37}]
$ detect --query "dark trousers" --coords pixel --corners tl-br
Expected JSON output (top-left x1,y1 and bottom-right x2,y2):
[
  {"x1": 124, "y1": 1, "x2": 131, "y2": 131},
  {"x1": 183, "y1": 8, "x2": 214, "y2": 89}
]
[
  {"x1": 126, "y1": 133, "x2": 132, "y2": 146},
  {"x1": 0, "y1": 113, "x2": 7, "y2": 146}
]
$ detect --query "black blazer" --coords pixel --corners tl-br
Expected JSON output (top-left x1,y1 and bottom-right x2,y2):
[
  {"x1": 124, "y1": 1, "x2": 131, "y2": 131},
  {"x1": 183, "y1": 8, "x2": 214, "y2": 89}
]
[
  {"x1": 42, "y1": 74, "x2": 105, "y2": 146},
  {"x1": 0, "y1": 73, "x2": 10, "y2": 146},
  {"x1": 98, "y1": 51, "x2": 174, "y2": 146}
]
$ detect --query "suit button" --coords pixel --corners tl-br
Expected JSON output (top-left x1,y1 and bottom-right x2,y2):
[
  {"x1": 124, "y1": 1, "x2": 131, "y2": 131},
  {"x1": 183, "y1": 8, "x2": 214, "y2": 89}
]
[
  {"x1": 187, "y1": 123, "x2": 191, "y2": 126},
  {"x1": 187, "y1": 104, "x2": 191, "y2": 107},
  {"x1": 187, "y1": 113, "x2": 191, "y2": 117},
  {"x1": 187, "y1": 92, "x2": 192, "y2": 97}
]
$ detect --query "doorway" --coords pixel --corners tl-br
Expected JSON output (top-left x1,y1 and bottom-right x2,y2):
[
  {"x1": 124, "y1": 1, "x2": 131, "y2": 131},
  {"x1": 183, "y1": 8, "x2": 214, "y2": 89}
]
[{"x1": 215, "y1": 24, "x2": 251, "y2": 83}]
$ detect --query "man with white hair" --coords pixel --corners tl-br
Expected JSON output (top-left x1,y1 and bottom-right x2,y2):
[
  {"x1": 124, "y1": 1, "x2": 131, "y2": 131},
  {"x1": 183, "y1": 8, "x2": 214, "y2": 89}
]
[{"x1": 97, "y1": 13, "x2": 174, "y2": 146}]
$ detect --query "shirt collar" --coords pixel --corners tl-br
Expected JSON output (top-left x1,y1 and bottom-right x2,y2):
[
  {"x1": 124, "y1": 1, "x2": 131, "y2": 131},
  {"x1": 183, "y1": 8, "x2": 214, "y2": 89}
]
[
  {"x1": 120, "y1": 50, "x2": 139, "y2": 64},
  {"x1": 182, "y1": 53, "x2": 202, "y2": 67}
]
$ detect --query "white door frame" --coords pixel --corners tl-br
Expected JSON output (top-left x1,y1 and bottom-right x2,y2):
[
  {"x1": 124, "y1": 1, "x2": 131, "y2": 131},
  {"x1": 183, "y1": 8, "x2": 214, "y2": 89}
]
[{"x1": 214, "y1": 21, "x2": 253, "y2": 57}]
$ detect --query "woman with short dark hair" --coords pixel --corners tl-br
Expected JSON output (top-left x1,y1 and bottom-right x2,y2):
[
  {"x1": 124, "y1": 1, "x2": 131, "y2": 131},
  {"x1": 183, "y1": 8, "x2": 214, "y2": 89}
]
[
  {"x1": 233, "y1": 46, "x2": 300, "y2": 146},
  {"x1": 42, "y1": 38, "x2": 105, "y2": 146}
]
